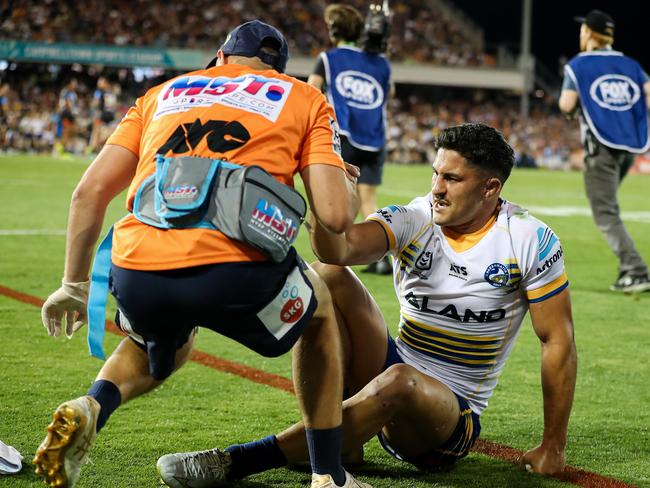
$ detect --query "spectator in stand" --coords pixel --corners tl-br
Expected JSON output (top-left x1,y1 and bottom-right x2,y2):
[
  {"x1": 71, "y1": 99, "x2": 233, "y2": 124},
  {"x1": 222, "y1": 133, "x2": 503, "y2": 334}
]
[
  {"x1": 55, "y1": 78, "x2": 79, "y2": 155},
  {"x1": 0, "y1": 0, "x2": 488, "y2": 67},
  {"x1": 88, "y1": 76, "x2": 119, "y2": 154}
]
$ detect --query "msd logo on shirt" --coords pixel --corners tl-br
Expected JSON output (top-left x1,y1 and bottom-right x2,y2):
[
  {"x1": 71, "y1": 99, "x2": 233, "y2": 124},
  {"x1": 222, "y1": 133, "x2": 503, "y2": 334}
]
[
  {"x1": 154, "y1": 74, "x2": 293, "y2": 122},
  {"x1": 589, "y1": 74, "x2": 641, "y2": 111}
]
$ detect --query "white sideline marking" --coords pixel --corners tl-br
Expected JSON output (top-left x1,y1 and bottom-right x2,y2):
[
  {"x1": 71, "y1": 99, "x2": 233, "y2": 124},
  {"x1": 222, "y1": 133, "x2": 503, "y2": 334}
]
[
  {"x1": 0, "y1": 230, "x2": 66, "y2": 236},
  {"x1": 382, "y1": 193, "x2": 650, "y2": 224},
  {"x1": 526, "y1": 206, "x2": 650, "y2": 224}
]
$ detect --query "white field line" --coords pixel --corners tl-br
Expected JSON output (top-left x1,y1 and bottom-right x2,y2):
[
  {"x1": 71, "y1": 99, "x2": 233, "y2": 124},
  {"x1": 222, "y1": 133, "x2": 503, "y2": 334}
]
[
  {"x1": 383, "y1": 192, "x2": 650, "y2": 224},
  {"x1": 526, "y1": 206, "x2": 650, "y2": 224},
  {"x1": 0, "y1": 229, "x2": 66, "y2": 236},
  {"x1": 1, "y1": 205, "x2": 649, "y2": 238}
]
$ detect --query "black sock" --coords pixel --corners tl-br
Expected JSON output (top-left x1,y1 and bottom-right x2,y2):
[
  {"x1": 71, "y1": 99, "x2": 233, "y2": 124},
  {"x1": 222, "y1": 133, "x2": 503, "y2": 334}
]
[
  {"x1": 306, "y1": 426, "x2": 345, "y2": 485},
  {"x1": 225, "y1": 435, "x2": 288, "y2": 479},
  {"x1": 86, "y1": 379, "x2": 121, "y2": 432}
]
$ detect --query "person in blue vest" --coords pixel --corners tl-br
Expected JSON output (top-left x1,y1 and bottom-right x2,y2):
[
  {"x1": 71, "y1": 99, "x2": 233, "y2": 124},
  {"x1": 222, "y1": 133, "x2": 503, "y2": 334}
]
[
  {"x1": 559, "y1": 9, "x2": 650, "y2": 293},
  {"x1": 308, "y1": 3, "x2": 393, "y2": 275}
]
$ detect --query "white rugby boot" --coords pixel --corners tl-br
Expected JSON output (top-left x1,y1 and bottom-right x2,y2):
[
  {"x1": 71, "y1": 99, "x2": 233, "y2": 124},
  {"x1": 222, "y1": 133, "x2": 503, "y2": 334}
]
[
  {"x1": 157, "y1": 448, "x2": 233, "y2": 488},
  {"x1": 33, "y1": 395, "x2": 100, "y2": 487},
  {"x1": 311, "y1": 470, "x2": 373, "y2": 488}
]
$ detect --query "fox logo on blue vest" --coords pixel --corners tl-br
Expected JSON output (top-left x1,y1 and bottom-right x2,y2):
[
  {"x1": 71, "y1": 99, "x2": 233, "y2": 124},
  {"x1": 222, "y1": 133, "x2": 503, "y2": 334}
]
[
  {"x1": 334, "y1": 70, "x2": 384, "y2": 110},
  {"x1": 590, "y1": 74, "x2": 641, "y2": 111}
]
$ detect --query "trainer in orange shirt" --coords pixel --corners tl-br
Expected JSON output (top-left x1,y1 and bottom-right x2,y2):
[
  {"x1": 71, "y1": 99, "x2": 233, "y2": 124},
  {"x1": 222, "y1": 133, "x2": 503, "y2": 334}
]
[{"x1": 37, "y1": 20, "x2": 370, "y2": 488}]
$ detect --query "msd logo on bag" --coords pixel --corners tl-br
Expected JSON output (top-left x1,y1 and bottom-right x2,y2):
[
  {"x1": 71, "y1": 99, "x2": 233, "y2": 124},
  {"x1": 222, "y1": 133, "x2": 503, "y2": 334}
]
[
  {"x1": 155, "y1": 74, "x2": 293, "y2": 121},
  {"x1": 250, "y1": 198, "x2": 299, "y2": 243}
]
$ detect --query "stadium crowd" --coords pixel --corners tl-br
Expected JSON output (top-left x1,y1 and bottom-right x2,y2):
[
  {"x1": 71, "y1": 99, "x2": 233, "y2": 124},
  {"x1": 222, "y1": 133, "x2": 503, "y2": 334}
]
[
  {"x1": 1, "y1": 64, "x2": 581, "y2": 169},
  {"x1": 1, "y1": 0, "x2": 489, "y2": 67}
]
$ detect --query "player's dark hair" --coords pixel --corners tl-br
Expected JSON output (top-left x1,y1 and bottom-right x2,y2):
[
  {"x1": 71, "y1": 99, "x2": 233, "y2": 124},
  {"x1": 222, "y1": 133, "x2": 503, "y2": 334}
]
[
  {"x1": 435, "y1": 123, "x2": 515, "y2": 183},
  {"x1": 325, "y1": 4, "x2": 364, "y2": 43}
]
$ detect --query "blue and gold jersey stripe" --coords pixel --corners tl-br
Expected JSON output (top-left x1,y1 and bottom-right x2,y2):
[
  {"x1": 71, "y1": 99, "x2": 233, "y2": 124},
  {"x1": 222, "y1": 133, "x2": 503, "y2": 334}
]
[
  {"x1": 367, "y1": 217, "x2": 396, "y2": 250},
  {"x1": 399, "y1": 314, "x2": 503, "y2": 369},
  {"x1": 397, "y1": 227, "x2": 427, "y2": 270},
  {"x1": 505, "y1": 259, "x2": 522, "y2": 288},
  {"x1": 526, "y1": 272, "x2": 569, "y2": 303}
]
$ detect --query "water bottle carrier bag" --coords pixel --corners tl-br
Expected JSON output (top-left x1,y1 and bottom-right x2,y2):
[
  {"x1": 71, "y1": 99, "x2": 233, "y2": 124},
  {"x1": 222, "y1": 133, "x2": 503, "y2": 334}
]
[{"x1": 132, "y1": 155, "x2": 306, "y2": 262}]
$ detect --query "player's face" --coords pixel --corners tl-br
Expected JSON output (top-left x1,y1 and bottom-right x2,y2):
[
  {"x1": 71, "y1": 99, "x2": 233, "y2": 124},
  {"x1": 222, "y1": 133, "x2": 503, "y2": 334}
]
[{"x1": 431, "y1": 149, "x2": 492, "y2": 231}]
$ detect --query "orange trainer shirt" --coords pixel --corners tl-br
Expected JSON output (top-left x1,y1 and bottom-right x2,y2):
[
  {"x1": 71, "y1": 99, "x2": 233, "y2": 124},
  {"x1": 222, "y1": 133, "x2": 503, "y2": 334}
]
[{"x1": 106, "y1": 64, "x2": 345, "y2": 270}]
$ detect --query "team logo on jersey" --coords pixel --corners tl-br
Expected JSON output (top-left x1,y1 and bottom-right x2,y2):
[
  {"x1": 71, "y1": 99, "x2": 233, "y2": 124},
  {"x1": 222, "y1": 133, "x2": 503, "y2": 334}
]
[
  {"x1": 589, "y1": 74, "x2": 641, "y2": 111},
  {"x1": 334, "y1": 70, "x2": 384, "y2": 110},
  {"x1": 484, "y1": 263, "x2": 510, "y2": 288},
  {"x1": 415, "y1": 251, "x2": 432, "y2": 271},
  {"x1": 155, "y1": 75, "x2": 293, "y2": 122},
  {"x1": 537, "y1": 227, "x2": 558, "y2": 261}
]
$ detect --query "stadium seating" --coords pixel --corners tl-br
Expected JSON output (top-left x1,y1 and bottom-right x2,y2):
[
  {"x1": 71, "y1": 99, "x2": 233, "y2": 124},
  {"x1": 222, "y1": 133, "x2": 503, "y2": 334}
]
[{"x1": 0, "y1": 0, "x2": 487, "y2": 67}]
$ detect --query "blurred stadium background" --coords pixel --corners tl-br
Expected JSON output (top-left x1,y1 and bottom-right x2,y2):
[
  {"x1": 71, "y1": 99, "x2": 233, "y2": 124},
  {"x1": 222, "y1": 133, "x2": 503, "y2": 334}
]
[
  {"x1": 1, "y1": 1, "x2": 649, "y2": 487},
  {"x1": 3, "y1": 0, "x2": 649, "y2": 173}
]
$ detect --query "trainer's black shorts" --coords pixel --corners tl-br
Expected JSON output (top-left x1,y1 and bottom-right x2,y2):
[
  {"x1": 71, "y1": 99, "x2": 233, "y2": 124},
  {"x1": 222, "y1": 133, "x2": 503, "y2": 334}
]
[
  {"x1": 109, "y1": 248, "x2": 317, "y2": 380},
  {"x1": 377, "y1": 335, "x2": 481, "y2": 470},
  {"x1": 340, "y1": 135, "x2": 385, "y2": 186}
]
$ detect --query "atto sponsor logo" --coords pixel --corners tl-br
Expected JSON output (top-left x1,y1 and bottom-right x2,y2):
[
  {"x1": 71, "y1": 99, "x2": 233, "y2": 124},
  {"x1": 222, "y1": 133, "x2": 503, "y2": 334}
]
[
  {"x1": 589, "y1": 74, "x2": 641, "y2": 111},
  {"x1": 334, "y1": 71, "x2": 384, "y2": 109},
  {"x1": 484, "y1": 263, "x2": 510, "y2": 288},
  {"x1": 155, "y1": 75, "x2": 293, "y2": 122}
]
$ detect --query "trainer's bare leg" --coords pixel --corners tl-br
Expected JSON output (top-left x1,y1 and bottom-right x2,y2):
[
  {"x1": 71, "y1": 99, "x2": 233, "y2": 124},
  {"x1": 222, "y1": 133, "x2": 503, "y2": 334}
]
[
  {"x1": 292, "y1": 267, "x2": 343, "y2": 429},
  {"x1": 96, "y1": 330, "x2": 196, "y2": 403}
]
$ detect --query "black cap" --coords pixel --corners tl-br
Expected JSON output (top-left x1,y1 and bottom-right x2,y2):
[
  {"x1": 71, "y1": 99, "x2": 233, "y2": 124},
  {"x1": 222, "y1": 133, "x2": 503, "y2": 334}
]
[
  {"x1": 206, "y1": 20, "x2": 289, "y2": 72},
  {"x1": 574, "y1": 10, "x2": 615, "y2": 36}
]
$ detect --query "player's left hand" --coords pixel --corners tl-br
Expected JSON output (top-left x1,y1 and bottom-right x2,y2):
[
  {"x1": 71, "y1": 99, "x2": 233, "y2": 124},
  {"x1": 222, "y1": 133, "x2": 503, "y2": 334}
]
[{"x1": 520, "y1": 443, "x2": 566, "y2": 476}]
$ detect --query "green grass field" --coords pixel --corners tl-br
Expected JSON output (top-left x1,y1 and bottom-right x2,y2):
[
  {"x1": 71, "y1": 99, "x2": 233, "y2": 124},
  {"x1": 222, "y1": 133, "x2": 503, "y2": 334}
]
[{"x1": 0, "y1": 155, "x2": 649, "y2": 487}]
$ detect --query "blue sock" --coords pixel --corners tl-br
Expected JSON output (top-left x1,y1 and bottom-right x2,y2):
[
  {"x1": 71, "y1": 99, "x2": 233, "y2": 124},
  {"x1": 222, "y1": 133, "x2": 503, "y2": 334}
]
[
  {"x1": 306, "y1": 426, "x2": 345, "y2": 486},
  {"x1": 225, "y1": 435, "x2": 287, "y2": 479},
  {"x1": 86, "y1": 379, "x2": 121, "y2": 432}
]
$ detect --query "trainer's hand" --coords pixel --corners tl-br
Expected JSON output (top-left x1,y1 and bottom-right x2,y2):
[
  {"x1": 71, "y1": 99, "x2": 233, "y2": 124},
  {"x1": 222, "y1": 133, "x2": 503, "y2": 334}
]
[
  {"x1": 343, "y1": 161, "x2": 360, "y2": 183},
  {"x1": 520, "y1": 444, "x2": 566, "y2": 476},
  {"x1": 41, "y1": 280, "x2": 90, "y2": 338}
]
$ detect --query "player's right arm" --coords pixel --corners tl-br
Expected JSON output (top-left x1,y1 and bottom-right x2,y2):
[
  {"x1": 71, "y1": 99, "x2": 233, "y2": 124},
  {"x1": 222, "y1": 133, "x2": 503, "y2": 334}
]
[{"x1": 309, "y1": 219, "x2": 389, "y2": 265}]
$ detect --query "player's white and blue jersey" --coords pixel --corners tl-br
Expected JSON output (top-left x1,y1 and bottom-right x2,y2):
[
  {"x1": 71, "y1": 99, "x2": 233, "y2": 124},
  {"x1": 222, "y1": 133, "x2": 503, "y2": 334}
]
[
  {"x1": 321, "y1": 46, "x2": 390, "y2": 151},
  {"x1": 368, "y1": 196, "x2": 569, "y2": 414},
  {"x1": 563, "y1": 50, "x2": 650, "y2": 153}
]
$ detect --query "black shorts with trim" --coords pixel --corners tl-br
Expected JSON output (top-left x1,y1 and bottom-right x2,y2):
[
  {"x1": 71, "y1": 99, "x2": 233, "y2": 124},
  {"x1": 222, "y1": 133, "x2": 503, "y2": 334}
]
[
  {"x1": 377, "y1": 335, "x2": 482, "y2": 471},
  {"x1": 109, "y1": 248, "x2": 317, "y2": 380},
  {"x1": 340, "y1": 135, "x2": 385, "y2": 186}
]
